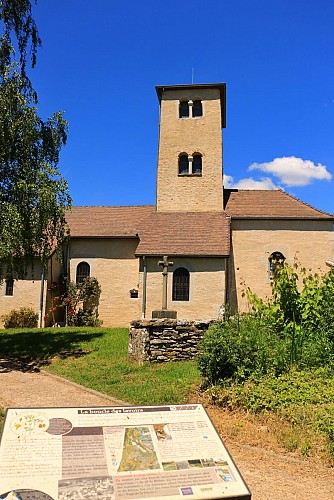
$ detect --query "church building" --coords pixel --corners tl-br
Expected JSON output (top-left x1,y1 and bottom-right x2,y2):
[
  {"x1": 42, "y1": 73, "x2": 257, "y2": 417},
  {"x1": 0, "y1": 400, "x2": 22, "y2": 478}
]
[{"x1": 1, "y1": 83, "x2": 333, "y2": 326}]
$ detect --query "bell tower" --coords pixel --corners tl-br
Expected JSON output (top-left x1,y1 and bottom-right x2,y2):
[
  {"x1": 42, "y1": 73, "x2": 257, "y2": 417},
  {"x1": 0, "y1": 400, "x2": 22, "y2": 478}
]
[{"x1": 155, "y1": 83, "x2": 226, "y2": 212}]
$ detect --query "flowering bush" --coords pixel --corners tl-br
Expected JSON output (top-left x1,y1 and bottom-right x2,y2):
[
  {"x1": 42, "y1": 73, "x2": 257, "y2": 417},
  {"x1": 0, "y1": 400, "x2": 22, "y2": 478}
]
[{"x1": 46, "y1": 277, "x2": 101, "y2": 327}]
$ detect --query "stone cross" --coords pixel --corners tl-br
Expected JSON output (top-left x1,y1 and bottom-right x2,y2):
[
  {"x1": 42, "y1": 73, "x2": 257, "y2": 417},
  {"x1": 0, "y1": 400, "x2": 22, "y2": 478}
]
[{"x1": 158, "y1": 255, "x2": 173, "y2": 310}]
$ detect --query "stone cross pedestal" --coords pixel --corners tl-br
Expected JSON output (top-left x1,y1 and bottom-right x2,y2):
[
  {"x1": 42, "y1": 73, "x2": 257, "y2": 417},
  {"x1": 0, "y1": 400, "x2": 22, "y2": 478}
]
[{"x1": 152, "y1": 255, "x2": 177, "y2": 319}]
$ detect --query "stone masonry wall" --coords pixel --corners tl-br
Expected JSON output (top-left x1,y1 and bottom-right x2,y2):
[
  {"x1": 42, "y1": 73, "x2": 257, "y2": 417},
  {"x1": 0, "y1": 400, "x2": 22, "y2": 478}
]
[
  {"x1": 156, "y1": 87, "x2": 223, "y2": 212},
  {"x1": 128, "y1": 319, "x2": 213, "y2": 364}
]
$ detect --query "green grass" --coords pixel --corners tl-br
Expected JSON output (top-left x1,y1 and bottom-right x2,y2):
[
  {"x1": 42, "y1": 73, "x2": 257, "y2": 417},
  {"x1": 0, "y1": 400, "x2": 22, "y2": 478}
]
[
  {"x1": 0, "y1": 327, "x2": 201, "y2": 405},
  {"x1": 2, "y1": 325, "x2": 334, "y2": 463}
]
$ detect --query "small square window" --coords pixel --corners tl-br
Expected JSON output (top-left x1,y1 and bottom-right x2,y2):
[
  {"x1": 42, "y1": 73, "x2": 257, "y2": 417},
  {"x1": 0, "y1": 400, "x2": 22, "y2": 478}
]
[{"x1": 130, "y1": 289, "x2": 138, "y2": 298}]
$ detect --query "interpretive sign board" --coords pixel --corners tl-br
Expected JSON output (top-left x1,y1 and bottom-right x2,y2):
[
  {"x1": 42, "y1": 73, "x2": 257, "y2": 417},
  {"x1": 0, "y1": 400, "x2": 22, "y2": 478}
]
[{"x1": 0, "y1": 404, "x2": 251, "y2": 500}]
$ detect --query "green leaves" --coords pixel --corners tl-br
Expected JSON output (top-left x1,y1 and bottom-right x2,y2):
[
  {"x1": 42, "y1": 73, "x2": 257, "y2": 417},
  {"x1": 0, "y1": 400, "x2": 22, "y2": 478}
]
[
  {"x1": 47, "y1": 277, "x2": 102, "y2": 327},
  {"x1": 0, "y1": 0, "x2": 41, "y2": 75},
  {"x1": 0, "y1": 2, "x2": 71, "y2": 278},
  {"x1": 0, "y1": 69, "x2": 71, "y2": 274}
]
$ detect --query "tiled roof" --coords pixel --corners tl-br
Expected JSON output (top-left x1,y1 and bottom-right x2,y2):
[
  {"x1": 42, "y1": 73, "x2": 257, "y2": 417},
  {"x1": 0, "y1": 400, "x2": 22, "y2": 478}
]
[
  {"x1": 65, "y1": 205, "x2": 155, "y2": 237},
  {"x1": 135, "y1": 211, "x2": 230, "y2": 256},
  {"x1": 66, "y1": 190, "x2": 332, "y2": 255},
  {"x1": 224, "y1": 189, "x2": 334, "y2": 219}
]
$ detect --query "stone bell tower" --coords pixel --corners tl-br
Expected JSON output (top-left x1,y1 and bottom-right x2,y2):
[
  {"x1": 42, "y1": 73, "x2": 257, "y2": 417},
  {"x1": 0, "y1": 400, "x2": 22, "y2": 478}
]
[{"x1": 155, "y1": 83, "x2": 226, "y2": 212}]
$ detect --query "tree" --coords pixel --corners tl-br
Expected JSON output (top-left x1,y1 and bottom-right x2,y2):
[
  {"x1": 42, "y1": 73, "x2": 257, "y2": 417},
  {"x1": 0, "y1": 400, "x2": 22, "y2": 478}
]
[{"x1": 0, "y1": 0, "x2": 71, "y2": 279}]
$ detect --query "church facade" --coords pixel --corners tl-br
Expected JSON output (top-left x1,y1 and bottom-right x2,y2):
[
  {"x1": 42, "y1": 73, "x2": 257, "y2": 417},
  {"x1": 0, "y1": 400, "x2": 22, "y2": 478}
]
[{"x1": 1, "y1": 83, "x2": 333, "y2": 326}]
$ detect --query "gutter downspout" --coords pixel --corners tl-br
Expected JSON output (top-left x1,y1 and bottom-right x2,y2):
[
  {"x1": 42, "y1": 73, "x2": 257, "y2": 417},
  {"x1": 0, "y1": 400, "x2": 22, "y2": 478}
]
[
  {"x1": 66, "y1": 236, "x2": 71, "y2": 278},
  {"x1": 65, "y1": 237, "x2": 71, "y2": 326},
  {"x1": 142, "y1": 256, "x2": 147, "y2": 319},
  {"x1": 225, "y1": 215, "x2": 232, "y2": 316},
  {"x1": 39, "y1": 259, "x2": 45, "y2": 328}
]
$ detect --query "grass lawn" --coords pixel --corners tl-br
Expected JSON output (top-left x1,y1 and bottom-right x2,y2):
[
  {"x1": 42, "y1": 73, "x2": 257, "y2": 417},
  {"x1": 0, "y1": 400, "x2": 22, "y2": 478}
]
[
  {"x1": 0, "y1": 327, "x2": 201, "y2": 405},
  {"x1": 1, "y1": 326, "x2": 333, "y2": 464}
]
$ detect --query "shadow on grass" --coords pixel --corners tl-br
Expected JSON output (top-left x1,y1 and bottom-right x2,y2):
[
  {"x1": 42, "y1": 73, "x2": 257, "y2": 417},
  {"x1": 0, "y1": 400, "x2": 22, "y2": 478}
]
[{"x1": 0, "y1": 328, "x2": 105, "y2": 372}]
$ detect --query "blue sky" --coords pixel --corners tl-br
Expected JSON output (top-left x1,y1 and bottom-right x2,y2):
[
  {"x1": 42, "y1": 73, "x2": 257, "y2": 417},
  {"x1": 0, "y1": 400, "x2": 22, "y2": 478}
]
[{"x1": 29, "y1": 0, "x2": 334, "y2": 213}]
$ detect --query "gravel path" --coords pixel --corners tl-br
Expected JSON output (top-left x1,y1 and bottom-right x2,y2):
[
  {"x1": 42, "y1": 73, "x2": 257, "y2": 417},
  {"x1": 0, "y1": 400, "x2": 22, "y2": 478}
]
[
  {"x1": 0, "y1": 360, "x2": 333, "y2": 499},
  {"x1": 0, "y1": 365, "x2": 127, "y2": 408}
]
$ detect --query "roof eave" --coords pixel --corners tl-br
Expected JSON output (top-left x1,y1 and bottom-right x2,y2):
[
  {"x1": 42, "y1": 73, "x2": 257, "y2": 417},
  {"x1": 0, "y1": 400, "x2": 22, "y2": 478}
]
[
  {"x1": 229, "y1": 216, "x2": 334, "y2": 221},
  {"x1": 135, "y1": 253, "x2": 230, "y2": 258}
]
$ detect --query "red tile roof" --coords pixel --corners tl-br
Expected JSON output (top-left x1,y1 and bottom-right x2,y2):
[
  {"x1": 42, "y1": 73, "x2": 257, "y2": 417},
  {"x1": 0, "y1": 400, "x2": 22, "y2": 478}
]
[
  {"x1": 65, "y1": 190, "x2": 332, "y2": 256},
  {"x1": 224, "y1": 189, "x2": 334, "y2": 219},
  {"x1": 66, "y1": 206, "x2": 230, "y2": 256},
  {"x1": 65, "y1": 205, "x2": 155, "y2": 237},
  {"x1": 135, "y1": 211, "x2": 230, "y2": 256}
]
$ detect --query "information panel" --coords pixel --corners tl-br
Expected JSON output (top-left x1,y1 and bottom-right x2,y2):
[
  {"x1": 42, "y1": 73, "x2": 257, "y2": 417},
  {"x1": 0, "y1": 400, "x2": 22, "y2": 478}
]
[{"x1": 0, "y1": 404, "x2": 251, "y2": 500}]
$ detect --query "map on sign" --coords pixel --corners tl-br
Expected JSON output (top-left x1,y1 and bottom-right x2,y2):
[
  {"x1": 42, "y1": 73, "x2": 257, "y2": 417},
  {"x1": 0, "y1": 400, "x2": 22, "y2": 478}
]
[
  {"x1": 118, "y1": 426, "x2": 160, "y2": 471},
  {"x1": 0, "y1": 404, "x2": 251, "y2": 500}
]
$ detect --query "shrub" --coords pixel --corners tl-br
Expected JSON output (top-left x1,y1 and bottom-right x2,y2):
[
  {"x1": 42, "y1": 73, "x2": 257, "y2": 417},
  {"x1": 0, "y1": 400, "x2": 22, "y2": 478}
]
[
  {"x1": 46, "y1": 276, "x2": 102, "y2": 327},
  {"x1": 197, "y1": 315, "x2": 290, "y2": 385},
  {"x1": 2, "y1": 307, "x2": 38, "y2": 328},
  {"x1": 247, "y1": 263, "x2": 334, "y2": 368},
  {"x1": 68, "y1": 308, "x2": 102, "y2": 327}
]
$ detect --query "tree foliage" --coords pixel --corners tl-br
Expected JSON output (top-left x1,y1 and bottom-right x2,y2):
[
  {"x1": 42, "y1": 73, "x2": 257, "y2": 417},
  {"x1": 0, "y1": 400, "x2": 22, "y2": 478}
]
[
  {"x1": 0, "y1": 0, "x2": 41, "y2": 75},
  {"x1": 0, "y1": 0, "x2": 71, "y2": 278},
  {"x1": 198, "y1": 263, "x2": 334, "y2": 385}
]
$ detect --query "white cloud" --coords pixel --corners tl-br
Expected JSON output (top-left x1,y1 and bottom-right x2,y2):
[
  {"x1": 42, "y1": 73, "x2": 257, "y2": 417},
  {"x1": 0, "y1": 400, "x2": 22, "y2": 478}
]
[
  {"x1": 248, "y1": 156, "x2": 332, "y2": 187},
  {"x1": 223, "y1": 174, "x2": 278, "y2": 190},
  {"x1": 223, "y1": 175, "x2": 234, "y2": 188}
]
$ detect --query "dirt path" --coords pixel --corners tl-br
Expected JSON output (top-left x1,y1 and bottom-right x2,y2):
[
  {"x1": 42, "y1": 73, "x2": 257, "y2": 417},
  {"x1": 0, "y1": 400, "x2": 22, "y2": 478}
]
[{"x1": 0, "y1": 360, "x2": 333, "y2": 499}]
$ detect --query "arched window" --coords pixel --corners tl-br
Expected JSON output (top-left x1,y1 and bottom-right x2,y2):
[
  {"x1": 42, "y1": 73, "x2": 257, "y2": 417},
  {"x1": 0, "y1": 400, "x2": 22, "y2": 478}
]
[
  {"x1": 179, "y1": 154, "x2": 189, "y2": 175},
  {"x1": 5, "y1": 278, "x2": 14, "y2": 296},
  {"x1": 192, "y1": 154, "x2": 202, "y2": 175},
  {"x1": 173, "y1": 267, "x2": 190, "y2": 301},
  {"x1": 192, "y1": 99, "x2": 203, "y2": 117},
  {"x1": 269, "y1": 252, "x2": 285, "y2": 279},
  {"x1": 76, "y1": 261, "x2": 90, "y2": 284},
  {"x1": 179, "y1": 100, "x2": 189, "y2": 118}
]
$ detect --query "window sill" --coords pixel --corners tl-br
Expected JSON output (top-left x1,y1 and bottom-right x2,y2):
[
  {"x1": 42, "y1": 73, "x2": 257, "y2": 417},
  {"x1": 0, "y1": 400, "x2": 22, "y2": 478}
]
[{"x1": 178, "y1": 173, "x2": 202, "y2": 177}]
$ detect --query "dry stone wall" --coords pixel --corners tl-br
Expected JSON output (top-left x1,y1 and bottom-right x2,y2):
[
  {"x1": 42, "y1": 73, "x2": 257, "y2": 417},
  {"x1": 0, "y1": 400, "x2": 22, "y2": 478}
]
[{"x1": 128, "y1": 319, "x2": 213, "y2": 364}]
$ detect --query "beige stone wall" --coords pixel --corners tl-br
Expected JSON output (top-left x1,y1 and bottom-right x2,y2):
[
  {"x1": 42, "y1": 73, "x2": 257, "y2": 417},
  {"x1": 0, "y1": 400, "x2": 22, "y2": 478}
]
[
  {"x1": 156, "y1": 88, "x2": 223, "y2": 212},
  {"x1": 139, "y1": 256, "x2": 226, "y2": 320},
  {"x1": 69, "y1": 238, "x2": 141, "y2": 327},
  {"x1": 230, "y1": 219, "x2": 334, "y2": 313},
  {"x1": 0, "y1": 261, "x2": 46, "y2": 327}
]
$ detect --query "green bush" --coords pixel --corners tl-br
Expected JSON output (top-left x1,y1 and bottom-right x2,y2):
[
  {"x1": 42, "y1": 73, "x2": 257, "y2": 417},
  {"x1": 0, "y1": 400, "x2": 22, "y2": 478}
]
[
  {"x1": 2, "y1": 307, "x2": 38, "y2": 328},
  {"x1": 68, "y1": 308, "x2": 102, "y2": 327},
  {"x1": 197, "y1": 315, "x2": 290, "y2": 385},
  {"x1": 248, "y1": 264, "x2": 334, "y2": 338},
  {"x1": 198, "y1": 314, "x2": 334, "y2": 386},
  {"x1": 47, "y1": 276, "x2": 102, "y2": 327}
]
